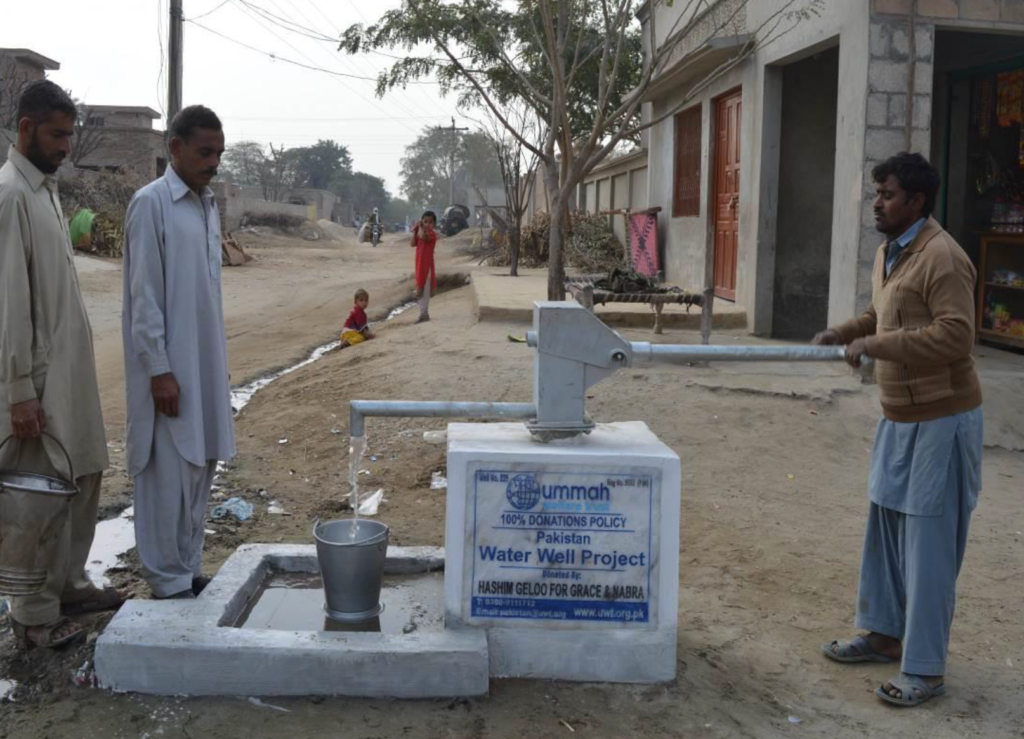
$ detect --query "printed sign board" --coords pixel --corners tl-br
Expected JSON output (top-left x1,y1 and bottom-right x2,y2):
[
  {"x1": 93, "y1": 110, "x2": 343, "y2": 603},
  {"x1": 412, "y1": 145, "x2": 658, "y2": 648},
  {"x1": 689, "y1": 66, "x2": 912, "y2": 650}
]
[{"x1": 464, "y1": 464, "x2": 660, "y2": 629}]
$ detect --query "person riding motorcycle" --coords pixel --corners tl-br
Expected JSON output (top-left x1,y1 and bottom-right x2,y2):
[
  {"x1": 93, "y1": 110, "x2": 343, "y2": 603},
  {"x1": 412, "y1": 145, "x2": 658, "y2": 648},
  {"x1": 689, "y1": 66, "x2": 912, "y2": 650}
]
[{"x1": 368, "y1": 207, "x2": 382, "y2": 247}]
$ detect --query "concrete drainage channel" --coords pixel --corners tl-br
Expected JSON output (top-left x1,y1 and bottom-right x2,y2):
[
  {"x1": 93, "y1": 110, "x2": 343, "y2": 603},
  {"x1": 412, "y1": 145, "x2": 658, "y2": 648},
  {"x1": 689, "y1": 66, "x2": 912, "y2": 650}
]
[{"x1": 94, "y1": 544, "x2": 487, "y2": 697}]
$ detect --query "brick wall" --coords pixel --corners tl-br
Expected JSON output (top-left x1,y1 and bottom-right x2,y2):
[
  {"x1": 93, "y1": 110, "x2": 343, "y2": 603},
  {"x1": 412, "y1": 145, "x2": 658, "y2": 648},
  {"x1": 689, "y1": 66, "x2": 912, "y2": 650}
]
[
  {"x1": 874, "y1": 0, "x2": 1024, "y2": 22},
  {"x1": 859, "y1": 0, "x2": 1024, "y2": 312}
]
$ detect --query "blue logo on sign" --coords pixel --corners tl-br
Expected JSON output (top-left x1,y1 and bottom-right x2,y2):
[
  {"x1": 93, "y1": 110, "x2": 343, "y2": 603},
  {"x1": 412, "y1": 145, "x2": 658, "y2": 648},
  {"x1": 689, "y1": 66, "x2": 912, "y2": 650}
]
[{"x1": 506, "y1": 474, "x2": 541, "y2": 510}]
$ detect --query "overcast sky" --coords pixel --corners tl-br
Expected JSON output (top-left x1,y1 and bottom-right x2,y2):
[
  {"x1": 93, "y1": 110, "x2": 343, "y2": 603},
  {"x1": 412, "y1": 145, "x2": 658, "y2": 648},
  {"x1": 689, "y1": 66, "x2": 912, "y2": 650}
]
[{"x1": 1, "y1": 0, "x2": 469, "y2": 195}]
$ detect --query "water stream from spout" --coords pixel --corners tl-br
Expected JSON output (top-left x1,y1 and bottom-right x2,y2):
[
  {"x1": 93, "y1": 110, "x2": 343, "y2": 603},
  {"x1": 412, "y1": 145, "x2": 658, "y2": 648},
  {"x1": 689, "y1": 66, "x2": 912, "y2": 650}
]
[{"x1": 348, "y1": 435, "x2": 367, "y2": 539}]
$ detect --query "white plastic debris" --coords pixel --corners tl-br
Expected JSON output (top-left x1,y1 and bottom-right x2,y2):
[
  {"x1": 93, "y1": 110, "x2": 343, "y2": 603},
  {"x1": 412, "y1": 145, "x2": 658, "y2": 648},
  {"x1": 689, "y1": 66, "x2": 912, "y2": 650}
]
[
  {"x1": 788, "y1": 716, "x2": 802, "y2": 725},
  {"x1": 358, "y1": 488, "x2": 385, "y2": 516},
  {"x1": 430, "y1": 472, "x2": 448, "y2": 490},
  {"x1": 278, "y1": 438, "x2": 288, "y2": 445},
  {"x1": 267, "y1": 502, "x2": 291, "y2": 515},
  {"x1": 247, "y1": 697, "x2": 290, "y2": 712},
  {"x1": 423, "y1": 430, "x2": 447, "y2": 445}
]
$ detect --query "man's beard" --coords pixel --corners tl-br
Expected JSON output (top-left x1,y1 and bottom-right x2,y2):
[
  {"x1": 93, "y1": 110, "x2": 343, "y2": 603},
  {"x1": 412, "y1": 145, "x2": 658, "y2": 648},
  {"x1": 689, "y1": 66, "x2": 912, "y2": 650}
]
[{"x1": 26, "y1": 132, "x2": 62, "y2": 174}]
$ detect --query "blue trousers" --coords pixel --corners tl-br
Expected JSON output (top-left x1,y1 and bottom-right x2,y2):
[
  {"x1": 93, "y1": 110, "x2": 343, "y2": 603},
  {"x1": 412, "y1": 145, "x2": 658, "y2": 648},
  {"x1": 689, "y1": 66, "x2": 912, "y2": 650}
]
[{"x1": 853, "y1": 484, "x2": 972, "y2": 676}]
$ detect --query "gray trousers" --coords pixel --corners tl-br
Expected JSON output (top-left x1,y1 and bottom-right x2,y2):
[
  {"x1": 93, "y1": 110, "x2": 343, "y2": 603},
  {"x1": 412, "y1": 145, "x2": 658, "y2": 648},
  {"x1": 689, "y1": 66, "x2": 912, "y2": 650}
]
[
  {"x1": 419, "y1": 273, "x2": 433, "y2": 317},
  {"x1": 5, "y1": 439, "x2": 102, "y2": 626},
  {"x1": 133, "y1": 416, "x2": 217, "y2": 597},
  {"x1": 854, "y1": 481, "x2": 973, "y2": 676}
]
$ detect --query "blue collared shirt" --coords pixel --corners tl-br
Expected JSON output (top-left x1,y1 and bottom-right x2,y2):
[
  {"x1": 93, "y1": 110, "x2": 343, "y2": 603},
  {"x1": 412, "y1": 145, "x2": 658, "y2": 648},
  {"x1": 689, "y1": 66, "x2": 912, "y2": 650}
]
[{"x1": 885, "y1": 217, "x2": 926, "y2": 277}]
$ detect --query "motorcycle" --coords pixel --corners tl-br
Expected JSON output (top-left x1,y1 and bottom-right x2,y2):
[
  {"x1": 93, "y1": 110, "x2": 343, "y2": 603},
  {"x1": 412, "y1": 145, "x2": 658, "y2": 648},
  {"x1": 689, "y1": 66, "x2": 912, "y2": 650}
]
[{"x1": 371, "y1": 221, "x2": 381, "y2": 247}]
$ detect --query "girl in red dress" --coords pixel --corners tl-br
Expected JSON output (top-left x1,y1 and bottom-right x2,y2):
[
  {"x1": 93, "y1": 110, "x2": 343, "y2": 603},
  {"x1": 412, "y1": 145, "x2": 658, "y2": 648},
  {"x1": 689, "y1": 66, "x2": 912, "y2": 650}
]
[{"x1": 411, "y1": 210, "x2": 438, "y2": 323}]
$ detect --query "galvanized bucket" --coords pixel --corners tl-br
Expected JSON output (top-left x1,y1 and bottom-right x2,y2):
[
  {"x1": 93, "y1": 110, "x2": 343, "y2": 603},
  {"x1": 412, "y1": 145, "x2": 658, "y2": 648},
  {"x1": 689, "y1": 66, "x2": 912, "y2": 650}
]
[
  {"x1": 0, "y1": 434, "x2": 78, "y2": 596},
  {"x1": 313, "y1": 519, "x2": 389, "y2": 622}
]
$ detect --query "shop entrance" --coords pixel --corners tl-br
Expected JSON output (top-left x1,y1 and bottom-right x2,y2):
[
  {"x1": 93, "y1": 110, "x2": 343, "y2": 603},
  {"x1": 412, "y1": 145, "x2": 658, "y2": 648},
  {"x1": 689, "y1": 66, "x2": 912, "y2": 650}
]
[{"x1": 934, "y1": 30, "x2": 1024, "y2": 351}]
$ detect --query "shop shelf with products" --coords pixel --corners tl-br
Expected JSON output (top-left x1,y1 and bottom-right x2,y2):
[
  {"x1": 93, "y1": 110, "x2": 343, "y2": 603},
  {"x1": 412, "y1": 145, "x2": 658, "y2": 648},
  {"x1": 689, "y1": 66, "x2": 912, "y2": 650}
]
[{"x1": 978, "y1": 233, "x2": 1024, "y2": 350}]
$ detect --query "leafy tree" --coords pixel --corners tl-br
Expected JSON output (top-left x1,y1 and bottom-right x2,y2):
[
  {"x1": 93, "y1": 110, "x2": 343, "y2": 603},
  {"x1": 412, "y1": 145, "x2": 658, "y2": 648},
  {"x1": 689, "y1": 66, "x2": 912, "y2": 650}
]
[
  {"x1": 221, "y1": 140, "x2": 268, "y2": 188},
  {"x1": 343, "y1": 0, "x2": 821, "y2": 299},
  {"x1": 400, "y1": 126, "x2": 501, "y2": 209},
  {"x1": 292, "y1": 139, "x2": 353, "y2": 191},
  {"x1": 334, "y1": 170, "x2": 391, "y2": 216},
  {"x1": 384, "y1": 195, "x2": 419, "y2": 223}
]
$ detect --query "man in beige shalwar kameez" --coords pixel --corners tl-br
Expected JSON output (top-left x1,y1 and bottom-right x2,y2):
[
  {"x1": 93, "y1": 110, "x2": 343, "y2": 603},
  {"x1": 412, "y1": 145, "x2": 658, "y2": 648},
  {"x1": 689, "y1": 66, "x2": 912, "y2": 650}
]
[{"x1": 0, "y1": 81, "x2": 122, "y2": 648}]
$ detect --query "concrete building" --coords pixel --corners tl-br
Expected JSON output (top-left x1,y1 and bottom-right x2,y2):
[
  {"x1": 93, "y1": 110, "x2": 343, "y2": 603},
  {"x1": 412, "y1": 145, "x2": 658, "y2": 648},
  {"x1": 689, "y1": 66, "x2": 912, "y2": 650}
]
[
  {"x1": 637, "y1": 0, "x2": 1024, "y2": 338},
  {"x1": 580, "y1": 149, "x2": 650, "y2": 248},
  {"x1": 0, "y1": 48, "x2": 60, "y2": 153},
  {"x1": 75, "y1": 105, "x2": 167, "y2": 181}
]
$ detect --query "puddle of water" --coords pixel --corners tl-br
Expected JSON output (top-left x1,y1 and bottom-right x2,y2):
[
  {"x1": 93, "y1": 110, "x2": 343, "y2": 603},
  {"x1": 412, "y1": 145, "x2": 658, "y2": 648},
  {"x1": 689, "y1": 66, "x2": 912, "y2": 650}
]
[
  {"x1": 386, "y1": 301, "x2": 417, "y2": 320},
  {"x1": 86, "y1": 506, "x2": 135, "y2": 586},
  {"x1": 235, "y1": 571, "x2": 443, "y2": 634}
]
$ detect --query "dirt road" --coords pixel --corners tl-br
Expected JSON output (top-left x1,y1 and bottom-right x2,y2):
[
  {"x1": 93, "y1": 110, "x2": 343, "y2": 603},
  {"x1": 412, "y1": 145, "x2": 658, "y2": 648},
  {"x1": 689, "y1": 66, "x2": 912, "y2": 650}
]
[{"x1": 2, "y1": 228, "x2": 1022, "y2": 739}]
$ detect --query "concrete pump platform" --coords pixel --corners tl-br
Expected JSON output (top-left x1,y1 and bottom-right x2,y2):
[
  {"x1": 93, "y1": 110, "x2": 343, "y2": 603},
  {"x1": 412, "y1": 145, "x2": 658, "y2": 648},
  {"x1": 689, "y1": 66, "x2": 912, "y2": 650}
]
[{"x1": 94, "y1": 544, "x2": 489, "y2": 697}]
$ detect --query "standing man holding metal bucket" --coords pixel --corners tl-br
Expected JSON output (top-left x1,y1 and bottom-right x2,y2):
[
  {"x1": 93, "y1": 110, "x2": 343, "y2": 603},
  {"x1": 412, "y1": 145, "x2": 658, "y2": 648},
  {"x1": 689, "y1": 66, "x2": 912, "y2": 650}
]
[{"x1": 0, "y1": 81, "x2": 123, "y2": 649}]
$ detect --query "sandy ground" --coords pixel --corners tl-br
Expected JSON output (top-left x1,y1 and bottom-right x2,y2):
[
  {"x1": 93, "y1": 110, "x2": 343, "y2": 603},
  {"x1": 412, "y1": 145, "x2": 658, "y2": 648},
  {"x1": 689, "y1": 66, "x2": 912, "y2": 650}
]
[{"x1": 2, "y1": 227, "x2": 1023, "y2": 739}]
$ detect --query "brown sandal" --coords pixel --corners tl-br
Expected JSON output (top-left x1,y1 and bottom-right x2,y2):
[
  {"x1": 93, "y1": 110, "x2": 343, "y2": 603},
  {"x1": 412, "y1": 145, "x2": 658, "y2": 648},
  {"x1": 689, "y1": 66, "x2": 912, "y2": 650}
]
[
  {"x1": 11, "y1": 617, "x2": 86, "y2": 650},
  {"x1": 61, "y1": 585, "x2": 127, "y2": 616}
]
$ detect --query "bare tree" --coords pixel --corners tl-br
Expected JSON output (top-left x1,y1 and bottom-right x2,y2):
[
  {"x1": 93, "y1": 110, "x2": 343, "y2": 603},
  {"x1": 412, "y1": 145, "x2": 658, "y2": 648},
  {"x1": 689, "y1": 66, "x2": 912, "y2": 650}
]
[
  {"x1": 263, "y1": 143, "x2": 300, "y2": 202},
  {"x1": 0, "y1": 57, "x2": 32, "y2": 145},
  {"x1": 70, "y1": 103, "x2": 111, "y2": 168},
  {"x1": 345, "y1": 0, "x2": 821, "y2": 299},
  {"x1": 477, "y1": 104, "x2": 541, "y2": 277}
]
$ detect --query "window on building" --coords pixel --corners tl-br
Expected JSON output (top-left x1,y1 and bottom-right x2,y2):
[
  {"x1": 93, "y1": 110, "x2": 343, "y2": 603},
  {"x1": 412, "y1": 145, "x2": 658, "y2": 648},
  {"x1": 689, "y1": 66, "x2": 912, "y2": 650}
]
[
  {"x1": 673, "y1": 105, "x2": 702, "y2": 217},
  {"x1": 86, "y1": 116, "x2": 105, "y2": 127}
]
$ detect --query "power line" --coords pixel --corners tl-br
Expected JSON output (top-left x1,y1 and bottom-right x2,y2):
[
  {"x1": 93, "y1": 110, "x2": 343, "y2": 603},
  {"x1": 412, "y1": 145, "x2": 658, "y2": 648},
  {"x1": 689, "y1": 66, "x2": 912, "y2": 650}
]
[
  {"x1": 229, "y1": 0, "x2": 426, "y2": 134},
  {"x1": 185, "y1": 18, "x2": 431, "y2": 85},
  {"x1": 190, "y1": 0, "x2": 233, "y2": 20},
  {"x1": 305, "y1": 0, "x2": 343, "y2": 35},
  {"x1": 226, "y1": 115, "x2": 454, "y2": 121},
  {"x1": 240, "y1": 0, "x2": 428, "y2": 126}
]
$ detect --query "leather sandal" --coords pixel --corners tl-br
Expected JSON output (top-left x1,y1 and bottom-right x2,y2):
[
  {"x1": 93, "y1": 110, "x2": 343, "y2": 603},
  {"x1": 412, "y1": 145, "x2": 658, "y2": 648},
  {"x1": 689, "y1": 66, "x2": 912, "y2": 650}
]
[
  {"x1": 62, "y1": 585, "x2": 127, "y2": 616},
  {"x1": 11, "y1": 617, "x2": 86, "y2": 650}
]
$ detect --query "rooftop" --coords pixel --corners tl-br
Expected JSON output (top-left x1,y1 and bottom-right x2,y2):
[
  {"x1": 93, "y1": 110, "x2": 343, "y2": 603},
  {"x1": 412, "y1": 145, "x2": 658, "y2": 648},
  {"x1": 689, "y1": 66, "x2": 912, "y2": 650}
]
[
  {"x1": 0, "y1": 48, "x2": 60, "y2": 71},
  {"x1": 86, "y1": 105, "x2": 162, "y2": 118}
]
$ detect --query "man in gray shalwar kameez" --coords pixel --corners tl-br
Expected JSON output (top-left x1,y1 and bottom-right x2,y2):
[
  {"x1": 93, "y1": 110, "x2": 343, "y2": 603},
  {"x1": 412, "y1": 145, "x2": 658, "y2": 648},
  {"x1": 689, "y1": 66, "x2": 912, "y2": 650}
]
[
  {"x1": 123, "y1": 106, "x2": 235, "y2": 600},
  {"x1": 815, "y1": 153, "x2": 983, "y2": 707}
]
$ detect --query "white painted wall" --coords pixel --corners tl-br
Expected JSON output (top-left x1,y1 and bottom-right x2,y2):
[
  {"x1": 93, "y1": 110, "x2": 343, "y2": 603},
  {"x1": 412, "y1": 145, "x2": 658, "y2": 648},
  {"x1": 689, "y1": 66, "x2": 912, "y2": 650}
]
[{"x1": 642, "y1": 0, "x2": 870, "y2": 333}]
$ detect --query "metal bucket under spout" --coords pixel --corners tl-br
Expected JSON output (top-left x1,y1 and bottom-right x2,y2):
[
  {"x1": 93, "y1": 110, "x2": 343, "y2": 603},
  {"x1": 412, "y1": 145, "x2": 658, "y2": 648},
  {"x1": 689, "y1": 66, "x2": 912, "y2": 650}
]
[
  {"x1": 0, "y1": 434, "x2": 79, "y2": 596},
  {"x1": 313, "y1": 519, "x2": 389, "y2": 622}
]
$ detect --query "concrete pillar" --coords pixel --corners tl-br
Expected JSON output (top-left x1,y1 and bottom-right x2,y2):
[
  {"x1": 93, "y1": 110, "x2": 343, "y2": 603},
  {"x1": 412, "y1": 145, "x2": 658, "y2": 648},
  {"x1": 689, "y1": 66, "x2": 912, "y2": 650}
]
[{"x1": 854, "y1": 13, "x2": 936, "y2": 314}]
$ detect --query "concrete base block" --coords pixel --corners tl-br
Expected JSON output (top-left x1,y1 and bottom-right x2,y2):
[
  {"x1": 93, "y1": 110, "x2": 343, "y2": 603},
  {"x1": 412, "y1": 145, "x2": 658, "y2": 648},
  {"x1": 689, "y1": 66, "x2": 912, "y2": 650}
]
[
  {"x1": 487, "y1": 627, "x2": 678, "y2": 683},
  {"x1": 446, "y1": 422, "x2": 681, "y2": 684},
  {"x1": 95, "y1": 544, "x2": 489, "y2": 697}
]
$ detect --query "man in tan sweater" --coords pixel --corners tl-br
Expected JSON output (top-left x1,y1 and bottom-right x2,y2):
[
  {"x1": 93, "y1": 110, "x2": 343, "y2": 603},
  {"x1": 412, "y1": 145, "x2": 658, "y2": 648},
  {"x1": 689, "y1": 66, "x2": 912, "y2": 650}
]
[{"x1": 814, "y1": 152, "x2": 983, "y2": 707}]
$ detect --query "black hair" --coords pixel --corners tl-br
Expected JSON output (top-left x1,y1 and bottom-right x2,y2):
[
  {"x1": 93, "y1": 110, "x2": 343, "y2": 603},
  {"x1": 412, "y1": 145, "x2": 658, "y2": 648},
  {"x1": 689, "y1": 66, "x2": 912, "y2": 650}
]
[
  {"x1": 16, "y1": 80, "x2": 77, "y2": 124},
  {"x1": 872, "y1": 152, "x2": 940, "y2": 218},
  {"x1": 421, "y1": 210, "x2": 437, "y2": 222},
  {"x1": 169, "y1": 105, "x2": 223, "y2": 142}
]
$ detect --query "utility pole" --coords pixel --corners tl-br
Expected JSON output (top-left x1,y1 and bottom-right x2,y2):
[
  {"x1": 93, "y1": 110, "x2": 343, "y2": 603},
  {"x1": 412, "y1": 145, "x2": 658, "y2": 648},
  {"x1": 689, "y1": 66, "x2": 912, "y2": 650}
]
[
  {"x1": 168, "y1": 0, "x2": 184, "y2": 125},
  {"x1": 436, "y1": 116, "x2": 468, "y2": 206}
]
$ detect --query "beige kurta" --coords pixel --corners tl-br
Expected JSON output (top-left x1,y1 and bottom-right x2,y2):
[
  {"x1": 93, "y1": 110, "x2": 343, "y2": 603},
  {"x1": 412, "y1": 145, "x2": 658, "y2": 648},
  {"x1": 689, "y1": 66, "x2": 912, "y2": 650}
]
[{"x1": 0, "y1": 146, "x2": 108, "y2": 477}]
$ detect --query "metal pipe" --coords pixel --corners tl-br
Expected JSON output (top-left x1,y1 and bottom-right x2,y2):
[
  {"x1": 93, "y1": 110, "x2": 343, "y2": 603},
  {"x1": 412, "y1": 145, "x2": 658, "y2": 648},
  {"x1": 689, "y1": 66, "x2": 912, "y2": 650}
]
[
  {"x1": 630, "y1": 343, "x2": 851, "y2": 364},
  {"x1": 349, "y1": 400, "x2": 536, "y2": 438}
]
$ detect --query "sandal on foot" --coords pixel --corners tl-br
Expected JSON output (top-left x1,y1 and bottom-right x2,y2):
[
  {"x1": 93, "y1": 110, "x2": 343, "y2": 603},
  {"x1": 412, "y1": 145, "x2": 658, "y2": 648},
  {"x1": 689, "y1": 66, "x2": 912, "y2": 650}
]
[
  {"x1": 62, "y1": 585, "x2": 127, "y2": 615},
  {"x1": 11, "y1": 617, "x2": 86, "y2": 650},
  {"x1": 821, "y1": 635, "x2": 898, "y2": 664},
  {"x1": 876, "y1": 673, "x2": 946, "y2": 707}
]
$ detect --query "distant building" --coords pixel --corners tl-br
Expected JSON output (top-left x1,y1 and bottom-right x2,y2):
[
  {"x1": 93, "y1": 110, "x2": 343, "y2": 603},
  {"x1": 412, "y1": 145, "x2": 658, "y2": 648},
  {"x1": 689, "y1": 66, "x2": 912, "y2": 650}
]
[
  {"x1": 75, "y1": 105, "x2": 167, "y2": 181},
  {"x1": 0, "y1": 48, "x2": 60, "y2": 157}
]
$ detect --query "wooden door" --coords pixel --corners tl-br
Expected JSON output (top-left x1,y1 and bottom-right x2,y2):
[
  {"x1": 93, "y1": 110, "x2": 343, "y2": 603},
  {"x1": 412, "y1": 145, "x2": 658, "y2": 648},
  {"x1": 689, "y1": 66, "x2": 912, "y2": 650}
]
[{"x1": 713, "y1": 91, "x2": 742, "y2": 301}]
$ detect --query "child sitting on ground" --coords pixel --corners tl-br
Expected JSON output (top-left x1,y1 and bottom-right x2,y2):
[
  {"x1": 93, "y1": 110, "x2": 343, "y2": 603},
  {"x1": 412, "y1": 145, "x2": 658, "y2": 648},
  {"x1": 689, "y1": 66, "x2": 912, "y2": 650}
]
[{"x1": 340, "y1": 289, "x2": 376, "y2": 346}]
